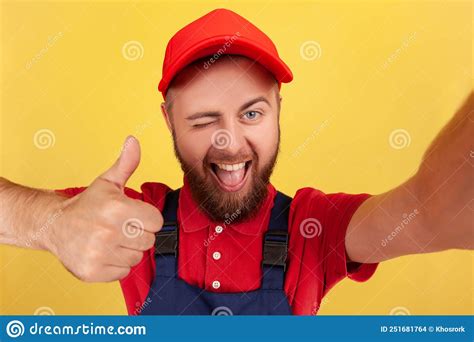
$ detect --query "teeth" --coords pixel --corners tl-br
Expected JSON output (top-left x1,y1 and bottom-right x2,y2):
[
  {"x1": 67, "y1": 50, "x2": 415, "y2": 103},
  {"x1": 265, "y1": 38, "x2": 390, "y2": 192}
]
[{"x1": 216, "y1": 162, "x2": 246, "y2": 171}]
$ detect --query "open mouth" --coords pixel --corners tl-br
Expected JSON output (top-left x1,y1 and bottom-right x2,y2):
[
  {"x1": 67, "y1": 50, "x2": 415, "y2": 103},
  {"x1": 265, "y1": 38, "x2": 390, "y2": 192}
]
[{"x1": 209, "y1": 160, "x2": 252, "y2": 192}]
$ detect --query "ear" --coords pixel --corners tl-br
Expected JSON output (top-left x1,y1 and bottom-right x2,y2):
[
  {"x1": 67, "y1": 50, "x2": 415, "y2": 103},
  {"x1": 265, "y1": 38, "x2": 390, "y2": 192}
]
[
  {"x1": 276, "y1": 93, "x2": 283, "y2": 119},
  {"x1": 160, "y1": 102, "x2": 173, "y2": 133}
]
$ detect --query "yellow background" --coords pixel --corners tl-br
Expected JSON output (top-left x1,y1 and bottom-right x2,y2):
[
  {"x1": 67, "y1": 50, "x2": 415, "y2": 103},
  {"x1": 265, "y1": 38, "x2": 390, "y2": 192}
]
[{"x1": 1, "y1": 0, "x2": 472, "y2": 315}]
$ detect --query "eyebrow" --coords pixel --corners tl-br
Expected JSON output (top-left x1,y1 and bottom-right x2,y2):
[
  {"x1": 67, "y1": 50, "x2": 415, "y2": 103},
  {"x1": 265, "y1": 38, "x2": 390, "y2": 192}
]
[{"x1": 185, "y1": 96, "x2": 271, "y2": 121}]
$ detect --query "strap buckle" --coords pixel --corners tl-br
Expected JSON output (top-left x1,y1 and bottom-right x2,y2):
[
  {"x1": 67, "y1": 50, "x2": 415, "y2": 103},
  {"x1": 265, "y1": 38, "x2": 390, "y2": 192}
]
[
  {"x1": 154, "y1": 221, "x2": 178, "y2": 257},
  {"x1": 262, "y1": 229, "x2": 288, "y2": 271}
]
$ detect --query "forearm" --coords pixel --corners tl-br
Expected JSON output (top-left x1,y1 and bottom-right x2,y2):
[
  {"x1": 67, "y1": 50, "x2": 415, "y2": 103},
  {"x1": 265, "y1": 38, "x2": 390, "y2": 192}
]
[
  {"x1": 0, "y1": 177, "x2": 66, "y2": 251},
  {"x1": 411, "y1": 91, "x2": 473, "y2": 250}
]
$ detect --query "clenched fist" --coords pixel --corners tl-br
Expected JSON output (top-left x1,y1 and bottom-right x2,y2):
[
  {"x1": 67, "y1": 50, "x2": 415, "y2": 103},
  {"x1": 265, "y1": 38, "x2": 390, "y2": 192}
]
[{"x1": 49, "y1": 136, "x2": 163, "y2": 282}]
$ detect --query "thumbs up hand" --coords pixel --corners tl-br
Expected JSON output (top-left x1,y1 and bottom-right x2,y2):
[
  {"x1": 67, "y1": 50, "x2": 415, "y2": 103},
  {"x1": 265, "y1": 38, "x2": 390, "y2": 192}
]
[{"x1": 49, "y1": 136, "x2": 164, "y2": 282}]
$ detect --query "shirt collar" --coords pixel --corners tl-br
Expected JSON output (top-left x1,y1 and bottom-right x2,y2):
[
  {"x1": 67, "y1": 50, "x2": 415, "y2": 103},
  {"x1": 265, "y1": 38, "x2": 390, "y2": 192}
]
[{"x1": 178, "y1": 176, "x2": 277, "y2": 236}]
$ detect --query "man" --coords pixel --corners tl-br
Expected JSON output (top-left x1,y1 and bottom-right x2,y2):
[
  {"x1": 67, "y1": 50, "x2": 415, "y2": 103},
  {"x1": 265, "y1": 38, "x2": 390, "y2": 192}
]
[{"x1": 0, "y1": 8, "x2": 472, "y2": 315}]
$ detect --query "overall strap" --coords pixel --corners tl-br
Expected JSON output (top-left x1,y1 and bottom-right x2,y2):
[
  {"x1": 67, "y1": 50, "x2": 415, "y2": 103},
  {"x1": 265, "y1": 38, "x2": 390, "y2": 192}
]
[
  {"x1": 154, "y1": 189, "x2": 180, "y2": 277},
  {"x1": 261, "y1": 191, "x2": 292, "y2": 290}
]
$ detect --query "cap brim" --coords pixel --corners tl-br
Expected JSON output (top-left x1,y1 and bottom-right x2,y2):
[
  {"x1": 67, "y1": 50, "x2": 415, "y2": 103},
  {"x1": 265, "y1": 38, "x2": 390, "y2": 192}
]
[{"x1": 158, "y1": 36, "x2": 293, "y2": 96}]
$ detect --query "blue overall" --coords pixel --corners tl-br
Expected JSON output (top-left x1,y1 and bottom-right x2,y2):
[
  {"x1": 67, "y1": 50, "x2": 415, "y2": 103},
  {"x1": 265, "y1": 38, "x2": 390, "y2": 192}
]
[{"x1": 140, "y1": 189, "x2": 293, "y2": 315}]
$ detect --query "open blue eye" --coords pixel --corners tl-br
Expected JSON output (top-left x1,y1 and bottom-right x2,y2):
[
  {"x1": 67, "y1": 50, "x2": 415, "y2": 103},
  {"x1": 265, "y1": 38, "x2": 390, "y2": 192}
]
[{"x1": 244, "y1": 111, "x2": 260, "y2": 120}]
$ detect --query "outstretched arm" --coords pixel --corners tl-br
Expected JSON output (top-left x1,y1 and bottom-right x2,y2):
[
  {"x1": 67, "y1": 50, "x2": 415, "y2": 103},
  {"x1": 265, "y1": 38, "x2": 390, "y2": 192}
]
[
  {"x1": 346, "y1": 91, "x2": 473, "y2": 263},
  {"x1": 0, "y1": 178, "x2": 64, "y2": 250},
  {"x1": 0, "y1": 137, "x2": 163, "y2": 282}
]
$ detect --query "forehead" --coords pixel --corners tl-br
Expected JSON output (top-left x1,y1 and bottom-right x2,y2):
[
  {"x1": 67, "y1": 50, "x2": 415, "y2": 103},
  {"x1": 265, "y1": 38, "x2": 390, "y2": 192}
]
[{"x1": 166, "y1": 56, "x2": 278, "y2": 114}]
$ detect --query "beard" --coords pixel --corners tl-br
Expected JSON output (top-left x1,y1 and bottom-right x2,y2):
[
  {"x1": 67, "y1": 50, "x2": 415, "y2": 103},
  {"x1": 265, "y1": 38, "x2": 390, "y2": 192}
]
[{"x1": 172, "y1": 131, "x2": 280, "y2": 223}]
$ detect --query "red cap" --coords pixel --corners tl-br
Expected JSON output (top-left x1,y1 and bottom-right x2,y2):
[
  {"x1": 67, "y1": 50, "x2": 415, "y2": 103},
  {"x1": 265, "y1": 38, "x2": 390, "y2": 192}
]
[{"x1": 158, "y1": 8, "x2": 293, "y2": 97}]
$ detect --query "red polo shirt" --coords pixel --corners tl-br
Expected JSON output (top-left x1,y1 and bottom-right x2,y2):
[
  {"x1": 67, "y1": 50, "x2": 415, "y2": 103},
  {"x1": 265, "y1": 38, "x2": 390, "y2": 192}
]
[{"x1": 55, "y1": 177, "x2": 378, "y2": 315}]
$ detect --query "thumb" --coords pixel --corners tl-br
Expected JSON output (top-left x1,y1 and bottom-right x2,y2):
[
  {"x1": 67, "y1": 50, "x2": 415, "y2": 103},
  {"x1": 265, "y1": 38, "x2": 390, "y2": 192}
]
[{"x1": 100, "y1": 135, "x2": 141, "y2": 188}]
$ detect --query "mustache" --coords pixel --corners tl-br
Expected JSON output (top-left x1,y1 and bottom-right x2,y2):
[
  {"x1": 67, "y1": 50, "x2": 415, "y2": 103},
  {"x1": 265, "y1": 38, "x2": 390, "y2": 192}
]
[{"x1": 203, "y1": 149, "x2": 256, "y2": 165}]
